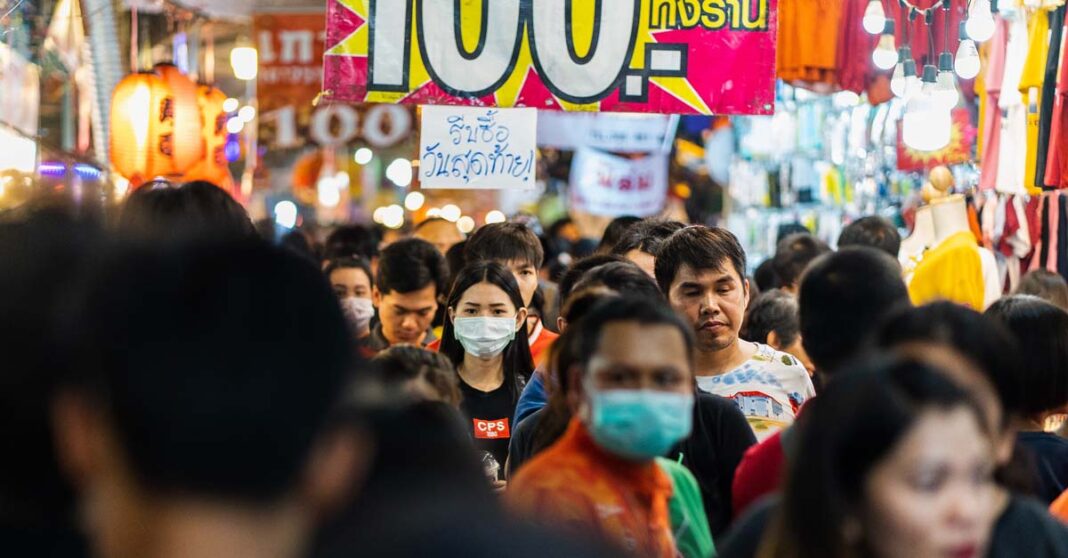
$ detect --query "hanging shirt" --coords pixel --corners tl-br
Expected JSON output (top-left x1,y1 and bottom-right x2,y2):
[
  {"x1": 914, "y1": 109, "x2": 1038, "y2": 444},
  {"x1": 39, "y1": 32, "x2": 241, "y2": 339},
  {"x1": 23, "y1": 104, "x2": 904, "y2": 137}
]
[
  {"x1": 1037, "y1": 6, "x2": 1066, "y2": 189},
  {"x1": 908, "y1": 231, "x2": 987, "y2": 309},
  {"x1": 1044, "y1": 23, "x2": 1068, "y2": 188},
  {"x1": 459, "y1": 379, "x2": 518, "y2": 470},
  {"x1": 696, "y1": 344, "x2": 815, "y2": 443},
  {"x1": 997, "y1": 14, "x2": 1031, "y2": 194},
  {"x1": 507, "y1": 419, "x2": 679, "y2": 558},
  {"x1": 1021, "y1": 7, "x2": 1052, "y2": 192},
  {"x1": 980, "y1": 19, "x2": 1013, "y2": 191}
]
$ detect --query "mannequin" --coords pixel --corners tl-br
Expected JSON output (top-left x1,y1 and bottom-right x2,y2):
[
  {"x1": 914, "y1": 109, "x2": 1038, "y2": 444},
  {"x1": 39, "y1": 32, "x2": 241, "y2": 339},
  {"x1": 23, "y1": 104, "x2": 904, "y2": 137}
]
[
  {"x1": 899, "y1": 205, "x2": 936, "y2": 270},
  {"x1": 908, "y1": 194, "x2": 1003, "y2": 309}
]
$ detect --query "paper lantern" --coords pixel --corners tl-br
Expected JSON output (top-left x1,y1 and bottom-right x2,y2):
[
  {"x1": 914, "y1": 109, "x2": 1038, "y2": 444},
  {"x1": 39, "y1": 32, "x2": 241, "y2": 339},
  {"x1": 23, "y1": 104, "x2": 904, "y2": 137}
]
[
  {"x1": 183, "y1": 85, "x2": 234, "y2": 193},
  {"x1": 154, "y1": 64, "x2": 204, "y2": 174},
  {"x1": 109, "y1": 72, "x2": 175, "y2": 185}
]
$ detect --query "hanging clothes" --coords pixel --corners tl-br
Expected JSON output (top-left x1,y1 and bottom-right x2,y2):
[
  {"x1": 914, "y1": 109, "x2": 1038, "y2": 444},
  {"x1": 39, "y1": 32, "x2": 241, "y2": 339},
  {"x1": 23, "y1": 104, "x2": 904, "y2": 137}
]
[
  {"x1": 836, "y1": 0, "x2": 878, "y2": 94},
  {"x1": 1037, "y1": 6, "x2": 1067, "y2": 190},
  {"x1": 1044, "y1": 18, "x2": 1068, "y2": 188},
  {"x1": 909, "y1": 231, "x2": 988, "y2": 310},
  {"x1": 778, "y1": 0, "x2": 842, "y2": 88},
  {"x1": 1020, "y1": 6, "x2": 1052, "y2": 194},
  {"x1": 979, "y1": 19, "x2": 1012, "y2": 191},
  {"x1": 1031, "y1": 192, "x2": 1067, "y2": 276},
  {"x1": 996, "y1": 14, "x2": 1031, "y2": 195}
]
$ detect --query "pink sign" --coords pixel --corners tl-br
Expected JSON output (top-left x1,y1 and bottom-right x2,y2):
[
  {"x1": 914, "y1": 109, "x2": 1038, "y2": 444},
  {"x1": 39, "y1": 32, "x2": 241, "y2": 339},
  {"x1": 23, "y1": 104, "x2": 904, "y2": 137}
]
[{"x1": 322, "y1": 0, "x2": 777, "y2": 115}]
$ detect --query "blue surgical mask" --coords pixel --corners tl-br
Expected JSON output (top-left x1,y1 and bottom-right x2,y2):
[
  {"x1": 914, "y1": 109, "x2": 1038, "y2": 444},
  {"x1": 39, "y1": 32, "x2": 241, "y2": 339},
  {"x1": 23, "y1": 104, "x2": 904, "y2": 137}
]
[
  {"x1": 453, "y1": 316, "x2": 517, "y2": 358},
  {"x1": 585, "y1": 387, "x2": 695, "y2": 461}
]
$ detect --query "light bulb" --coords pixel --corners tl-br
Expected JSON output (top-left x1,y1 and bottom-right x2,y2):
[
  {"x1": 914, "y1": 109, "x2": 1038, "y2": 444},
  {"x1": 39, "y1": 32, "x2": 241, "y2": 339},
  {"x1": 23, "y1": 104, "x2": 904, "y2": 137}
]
[
  {"x1": 863, "y1": 0, "x2": 887, "y2": 34},
  {"x1": 965, "y1": 0, "x2": 995, "y2": 43},
  {"x1": 903, "y1": 94, "x2": 952, "y2": 152},
  {"x1": 872, "y1": 33, "x2": 899, "y2": 70},
  {"x1": 230, "y1": 46, "x2": 258, "y2": 81},
  {"x1": 891, "y1": 61, "x2": 907, "y2": 98},
  {"x1": 353, "y1": 148, "x2": 373, "y2": 165},
  {"x1": 935, "y1": 52, "x2": 960, "y2": 109},
  {"x1": 954, "y1": 40, "x2": 981, "y2": 79}
]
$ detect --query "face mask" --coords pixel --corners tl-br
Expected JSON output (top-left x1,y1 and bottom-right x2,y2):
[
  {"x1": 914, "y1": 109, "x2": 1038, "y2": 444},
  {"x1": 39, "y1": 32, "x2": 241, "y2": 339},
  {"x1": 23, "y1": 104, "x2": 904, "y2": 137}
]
[
  {"x1": 585, "y1": 386, "x2": 695, "y2": 461},
  {"x1": 340, "y1": 297, "x2": 375, "y2": 333},
  {"x1": 453, "y1": 316, "x2": 517, "y2": 358}
]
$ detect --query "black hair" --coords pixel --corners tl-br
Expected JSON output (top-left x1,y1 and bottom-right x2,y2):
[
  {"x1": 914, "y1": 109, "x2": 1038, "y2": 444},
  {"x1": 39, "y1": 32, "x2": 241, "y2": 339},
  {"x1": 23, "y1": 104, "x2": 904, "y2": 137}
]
[
  {"x1": 372, "y1": 346, "x2": 462, "y2": 407},
  {"x1": 440, "y1": 261, "x2": 535, "y2": 401},
  {"x1": 572, "y1": 297, "x2": 695, "y2": 374},
  {"x1": 986, "y1": 296, "x2": 1068, "y2": 418},
  {"x1": 610, "y1": 219, "x2": 687, "y2": 257},
  {"x1": 838, "y1": 216, "x2": 902, "y2": 258},
  {"x1": 772, "y1": 233, "x2": 832, "y2": 288},
  {"x1": 799, "y1": 247, "x2": 910, "y2": 375},
  {"x1": 1016, "y1": 270, "x2": 1068, "y2": 311},
  {"x1": 118, "y1": 180, "x2": 256, "y2": 241},
  {"x1": 67, "y1": 241, "x2": 352, "y2": 503},
  {"x1": 414, "y1": 217, "x2": 459, "y2": 234},
  {"x1": 763, "y1": 357, "x2": 987, "y2": 558},
  {"x1": 465, "y1": 222, "x2": 544, "y2": 268},
  {"x1": 571, "y1": 261, "x2": 665, "y2": 303},
  {"x1": 557, "y1": 254, "x2": 627, "y2": 306},
  {"x1": 753, "y1": 258, "x2": 781, "y2": 293},
  {"x1": 776, "y1": 223, "x2": 810, "y2": 243},
  {"x1": 876, "y1": 301, "x2": 1020, "y2": 418},
  {"x1": 445, "y1": 240, "x2": 468, "y2": 287},
  {"x1": 376, "y1": 238, "x2": 448, "y2": 296},
  {"x1": 597, "y1": 216, "x2": 642, "y2": 253},
  {"x1": 280, "y1": 229, "x2": 319, "y2": 264},
  {"x1": 742, "y1": 289, "x2": 800, "y2": 347},
  {"x1": 548, "y1": 217, "x2": 574, "y2": 239},
  {"x1": 324, "y1": 257, "x2": 374, "y2": 286},
  {"x1": 324, "y1": 224, "x2": 380, "y2": 262},
  {"x1": 654, "y1": 225, "x2": 748, "y2": 293},
  {"x1": 0, "y1": 210, "x2": 100, "y2": 531}
]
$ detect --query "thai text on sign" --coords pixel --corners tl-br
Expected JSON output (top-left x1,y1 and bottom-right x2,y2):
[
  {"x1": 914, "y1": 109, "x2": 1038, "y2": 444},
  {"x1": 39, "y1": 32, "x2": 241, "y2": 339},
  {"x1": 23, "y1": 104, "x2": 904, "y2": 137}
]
[
  {"x1": 322, "y1": 0, "x2": 777, "y2": 115},
  {"x1": 419, "y1": 106, "x2": 537, "y2": 190}
]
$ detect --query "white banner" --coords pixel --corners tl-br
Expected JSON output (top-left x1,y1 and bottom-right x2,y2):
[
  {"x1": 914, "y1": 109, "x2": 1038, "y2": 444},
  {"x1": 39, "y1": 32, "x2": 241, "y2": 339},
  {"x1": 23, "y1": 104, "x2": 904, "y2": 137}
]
[
  {"x1": 0, "y1": 44, "x2": 40, "y2": 137},
  {"x1": 419, "y1": 106, "x2": 537, "y2": 190},
  {"x1": 569, "y1": 147, "x2": 669, "y2": 217},
  {"x1": 537, "y1": 112, "x2": 678, "y2": 153}
]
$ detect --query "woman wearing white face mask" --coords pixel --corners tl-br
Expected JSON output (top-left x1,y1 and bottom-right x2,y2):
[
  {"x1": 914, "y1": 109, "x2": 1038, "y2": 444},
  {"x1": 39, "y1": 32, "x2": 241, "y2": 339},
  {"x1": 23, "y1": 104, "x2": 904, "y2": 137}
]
[
  {"x1": 325, "y1": 257, "x2": 375, "y2": 340},
  {"x1": 440, "y1": 261, "x2": 535, "y2": 482}
]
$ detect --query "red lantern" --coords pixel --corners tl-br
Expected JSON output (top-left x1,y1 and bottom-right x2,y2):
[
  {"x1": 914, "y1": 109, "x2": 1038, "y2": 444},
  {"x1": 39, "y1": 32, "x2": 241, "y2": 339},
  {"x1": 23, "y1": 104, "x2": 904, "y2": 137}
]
[
  {"x1": 109, "y1": 72, "x2": 174, "y2": 185},
  {"x1": 154, "y1": 64, "x2": 204, "y2": 175},
  {"x1": 184, "y1": 85, "x2": 234, "y2": 193}
]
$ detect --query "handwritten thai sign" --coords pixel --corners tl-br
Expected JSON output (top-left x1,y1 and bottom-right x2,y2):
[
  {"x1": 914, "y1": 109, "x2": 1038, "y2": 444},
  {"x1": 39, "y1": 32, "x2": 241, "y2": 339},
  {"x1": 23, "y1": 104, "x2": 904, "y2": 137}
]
[
  {"x1": 569, "y1": 147, "x2": 668, "y2": 217},
  {"x1": 322, "y1": 0, "x2": 777, "y2": 115},
  {"x1": 419, "y1": 106, "x2": 537, "y2": 189}
]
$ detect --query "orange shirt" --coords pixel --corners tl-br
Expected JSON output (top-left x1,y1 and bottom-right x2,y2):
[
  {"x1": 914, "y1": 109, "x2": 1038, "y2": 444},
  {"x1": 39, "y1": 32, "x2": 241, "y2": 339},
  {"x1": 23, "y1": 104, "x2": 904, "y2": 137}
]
[
  {"x1": 507, "y1": 419, "x2": 678, "y2": 558},
  {"x1": 1051, "y1": 489, "x2": 1068, "y2": 523}
]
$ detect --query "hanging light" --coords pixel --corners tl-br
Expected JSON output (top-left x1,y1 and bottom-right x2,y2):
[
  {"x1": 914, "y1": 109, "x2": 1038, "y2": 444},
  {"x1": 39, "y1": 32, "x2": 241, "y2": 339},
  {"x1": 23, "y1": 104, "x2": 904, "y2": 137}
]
[
  {"x1": 184, "y1": 85, "x2": 235, "y2": 192},
  {"x1": 903, "y1": 65, "x2": 952, "y2": 152},
  {"x1": 965, "y1": 0, "x2": 996, "y2": 43},
  {"x1": 954, "y1": 24, "x2": 981, "y2": 79},
  {"x1": 935, "y1": 52, "x2": 960, "y2": 108},
  {"x1": 872, "y1": 21, "x2": 898, "y2": 70},
  {"x1": 109, "y1": 72, "x2": 174, "y2": 185},
  {"x1": 404, "y1": 191, "x2": 425, "y2": 211},
  {"x1": 863, "y1": 0, "x2": 887, "y2": 34},
  {"x1": 230, "y1": 43, "x2": 258, "y2": 81},
  {"x1": 891, "y1": 48, "x2": 920, "y2": 99},
  {"x1": 154, "y1": 64, "x2": 204, "y2": 175}
]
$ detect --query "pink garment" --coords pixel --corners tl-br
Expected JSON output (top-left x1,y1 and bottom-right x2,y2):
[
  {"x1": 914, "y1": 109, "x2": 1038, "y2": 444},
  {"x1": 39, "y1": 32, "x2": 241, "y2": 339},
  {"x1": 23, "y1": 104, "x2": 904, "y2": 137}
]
[
  {"x1": 1045, "y1": 31, "x2": 1067, "y2": 187},
  {"x1": 980, "y1": 19, "x2": 1012, "y2": 191},
  {"x1": 1049, "y1": 192, "x2": 1061, "y2": 273}
]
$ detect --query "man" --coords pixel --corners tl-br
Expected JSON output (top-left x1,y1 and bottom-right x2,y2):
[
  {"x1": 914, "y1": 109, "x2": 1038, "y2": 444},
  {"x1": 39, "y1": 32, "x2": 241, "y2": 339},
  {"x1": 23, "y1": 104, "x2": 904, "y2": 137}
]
[
  {"x1": 771, "y1": 233, "x2": 831, "y2": 295},
  {"x1": 52, "y1": 242, "x2": 362, "y2": 558},
  {"x1": 837, "y1": 215, "x2": 902, "y2": 258},
  {"x1": 508, "y1": 298, "x2": 711, "y2": 558},
  {"x1": 655, "y1": 226, "x2": 815, "y2": 442},
  {"x1": 730, "y1": 247, "x2": 910, "y2": 518},
  {"x1": 610, "y1": 219, "x2": 686, "y2": 277},
  {"x1": 370, "y1": 238, "x2": 449, "y2": 351},
  {"x1": 413, "y1": 217, "x2": 466, "y2": 255}
]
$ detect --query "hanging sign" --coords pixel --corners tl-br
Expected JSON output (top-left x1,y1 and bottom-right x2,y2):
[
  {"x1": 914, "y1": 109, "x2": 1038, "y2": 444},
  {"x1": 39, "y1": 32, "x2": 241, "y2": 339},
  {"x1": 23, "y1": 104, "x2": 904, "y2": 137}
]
[
  {"x1": 419, "y1": 106, "x2": 537, "y2": 190},
  {"x1": 896, "y1": 108, "x2": 975, "y2": 172},
  {"x1": 536, "y1": 112, "x2": 678, "y2": 153},
  {"x1": 569, "y1": 147, "x2": 669, "y2": 217},
  {"x1": 323, "y1": 0, "x2": 776, "y2": 115}
]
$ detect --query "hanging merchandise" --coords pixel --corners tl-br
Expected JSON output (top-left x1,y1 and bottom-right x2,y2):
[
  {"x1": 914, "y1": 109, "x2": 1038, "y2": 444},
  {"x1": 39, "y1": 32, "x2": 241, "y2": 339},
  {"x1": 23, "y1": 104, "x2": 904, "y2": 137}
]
[
  {"x1": 994, "y1": 12, "x2": 1029, "y2": 195},
  {"x1": 779, "y1": 0, "x2": 844, "y2": 88},
  {"x1": 1036, "y1": 6, "x2": 1066, "y2": 189},
  {"x1": 977, "y1": 18, "x2": 1010, "y2": 191},
  {"x1": 1042, "y1": 10, "x2": 1068, "y2": 189},
  {"x1": 1018, "y1": 4, "x2": 1052, "y2": 194}
]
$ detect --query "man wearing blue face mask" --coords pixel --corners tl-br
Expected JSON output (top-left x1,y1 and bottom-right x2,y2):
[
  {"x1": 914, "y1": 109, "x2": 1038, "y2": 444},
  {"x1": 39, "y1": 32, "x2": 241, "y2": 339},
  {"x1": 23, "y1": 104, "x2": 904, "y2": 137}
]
[{"x1": 507, "y1": 298, "x2": 712, "y2": 558}]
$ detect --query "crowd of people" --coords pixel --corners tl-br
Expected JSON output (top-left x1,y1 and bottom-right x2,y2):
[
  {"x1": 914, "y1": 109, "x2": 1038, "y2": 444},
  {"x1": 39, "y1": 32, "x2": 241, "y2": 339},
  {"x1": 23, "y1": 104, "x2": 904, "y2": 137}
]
[{"x1": 5, "y1": 179, "x2": 1068, "y2": 558}]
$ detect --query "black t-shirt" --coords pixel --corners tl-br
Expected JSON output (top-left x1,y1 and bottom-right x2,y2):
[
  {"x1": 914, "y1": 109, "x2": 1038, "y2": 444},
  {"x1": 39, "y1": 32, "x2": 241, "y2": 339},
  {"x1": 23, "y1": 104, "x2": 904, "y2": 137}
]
[
  {"x1": 459, "y1": 379, "x2": 517, "y2": 471},
  {"x1": 670, "y1": 391, "x2": 758, "y2": 538},
  {"x1": 507, "y1": 406, "x2": 544, "y2": 477},
  {"x1": 720, "y1": 495, "x2": 1068, "y2": 558},
  {"x1": 1018, "y1": 432, "x2": 1068, "y2": 505}
]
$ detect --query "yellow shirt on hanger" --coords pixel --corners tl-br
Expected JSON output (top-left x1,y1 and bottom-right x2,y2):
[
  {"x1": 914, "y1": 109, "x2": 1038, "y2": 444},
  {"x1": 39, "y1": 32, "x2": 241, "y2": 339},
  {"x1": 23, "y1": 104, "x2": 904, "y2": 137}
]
[
  {"x1": 908, "y1": 231, "x2": 987, "y2": 310},
  {"x1": 1020, "y1": 7, "x2": 1052, "y2": 194}
]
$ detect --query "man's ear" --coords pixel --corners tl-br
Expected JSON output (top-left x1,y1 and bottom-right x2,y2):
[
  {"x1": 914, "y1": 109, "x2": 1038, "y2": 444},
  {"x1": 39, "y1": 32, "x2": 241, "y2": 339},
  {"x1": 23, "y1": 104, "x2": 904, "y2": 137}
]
[
  {"x1": 372, "y1": 286, "x2": 382, "y2": 309},
  {"x1": 766, "y1": 330, "x2": 782, "y2": 350},
  {"x1": 51, "y1": 391, "x2": 105, "y2": 490},
  {"x1": 300, "y1": 426, "x2": 370, "y2": 522},
  {"x1": 566, "y1": 366, "x2": 586, "y2": 415},
  {"x1": 743, "y1": 277, "x2": 752, "y2": 308},
  {"x1": 557, "y1": 317, "x2": 567, "y2": 333},
  {"x1": 515, "y1": 307, "x2": 529, "y2": 332}
]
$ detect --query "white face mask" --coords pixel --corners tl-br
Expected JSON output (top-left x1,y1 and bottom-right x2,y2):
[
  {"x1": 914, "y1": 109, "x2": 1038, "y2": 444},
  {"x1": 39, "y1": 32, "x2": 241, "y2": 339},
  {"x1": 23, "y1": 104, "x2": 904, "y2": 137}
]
[
  {"x1": 453, "y1": 316, "x2": 517, "y2": 358},
  {"x1": 340, "y1": 297, "x2": 375, "y2": 334}
]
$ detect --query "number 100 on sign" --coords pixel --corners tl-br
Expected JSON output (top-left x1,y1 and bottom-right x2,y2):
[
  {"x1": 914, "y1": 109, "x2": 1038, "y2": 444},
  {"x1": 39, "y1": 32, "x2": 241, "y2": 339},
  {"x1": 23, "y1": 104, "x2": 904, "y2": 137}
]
[{"x1": 322, "y1": 0, "x2": 777, "y2": 115}]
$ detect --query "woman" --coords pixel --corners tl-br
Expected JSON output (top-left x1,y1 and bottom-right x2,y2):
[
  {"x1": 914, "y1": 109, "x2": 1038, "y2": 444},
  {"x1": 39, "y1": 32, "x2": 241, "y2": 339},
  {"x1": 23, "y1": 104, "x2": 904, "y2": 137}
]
[
  {"x1": 986, "y1": 296, "x2": 1068, "y2": 504},
  {"x1": 440, "y1": 261, "x2": 535, "y2": 479},
  {"x1": 324, "y1": 257, "x2": 375, "y2": 340},
  {"x1": 755, "y1": 358, "x2": 998, "y2": 558}
]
